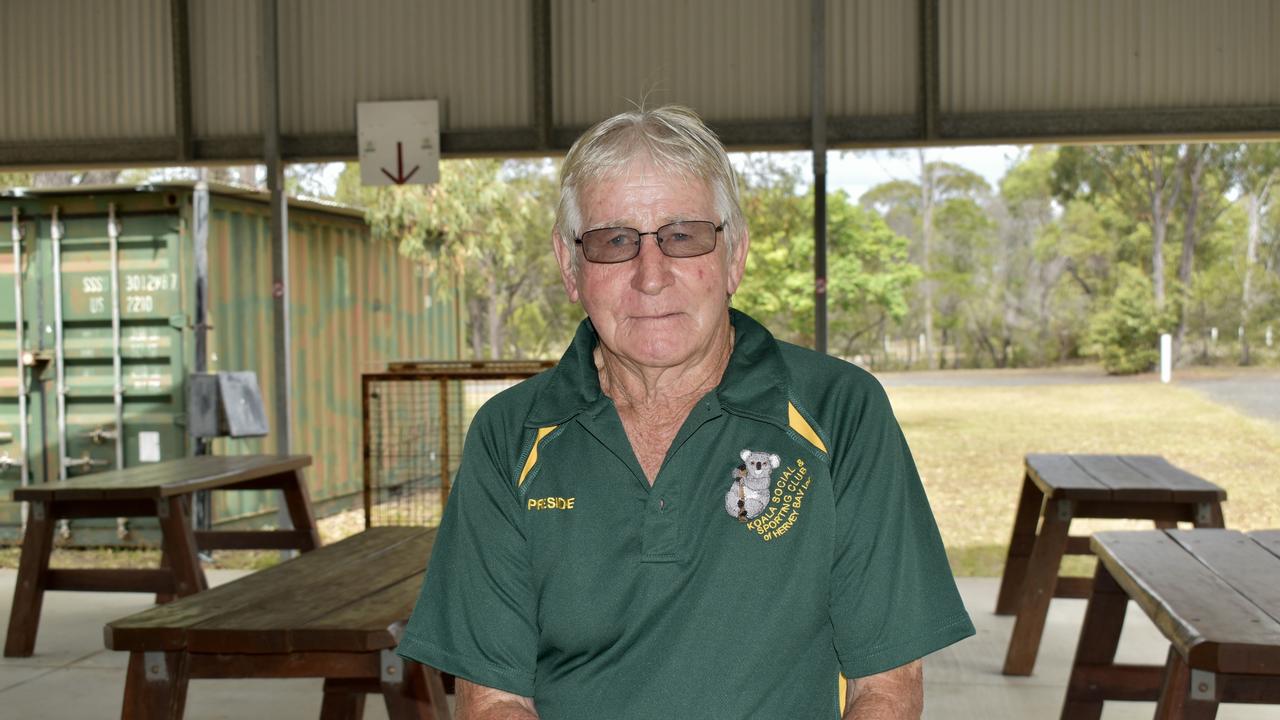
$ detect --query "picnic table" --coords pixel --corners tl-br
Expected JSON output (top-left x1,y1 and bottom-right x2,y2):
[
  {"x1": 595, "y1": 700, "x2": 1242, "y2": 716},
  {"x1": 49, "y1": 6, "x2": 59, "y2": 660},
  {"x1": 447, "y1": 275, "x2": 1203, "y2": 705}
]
[
  {"x1": 996, "y1": 453, "x2": 1226, "y2": 676},
  {"x1": 105, "y1": 526, "x2": 449, "y2": 720},
  {"x1": 1061, "y1": 529, "x2": 1280, "y2": 719},
  {"x1": 4, "y1": 454, "x2": 319, "y2": 658}
]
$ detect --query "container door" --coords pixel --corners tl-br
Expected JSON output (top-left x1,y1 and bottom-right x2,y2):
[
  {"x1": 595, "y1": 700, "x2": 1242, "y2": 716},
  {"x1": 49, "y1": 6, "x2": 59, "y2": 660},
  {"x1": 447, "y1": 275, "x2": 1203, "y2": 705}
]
[
  {"x1": 51, "y1": 209, "x2": 187, "y2": 545},
  {"x1": 0, "y1": 208, "x2": 37, "y2": 542}
]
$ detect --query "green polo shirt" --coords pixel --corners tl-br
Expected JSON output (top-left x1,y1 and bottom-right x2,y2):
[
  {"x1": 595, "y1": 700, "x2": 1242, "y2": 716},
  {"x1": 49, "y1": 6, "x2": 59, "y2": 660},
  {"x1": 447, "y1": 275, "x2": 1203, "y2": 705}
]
[{"x1": 398, "y1": 309, "x2": 973, "y2": 719}]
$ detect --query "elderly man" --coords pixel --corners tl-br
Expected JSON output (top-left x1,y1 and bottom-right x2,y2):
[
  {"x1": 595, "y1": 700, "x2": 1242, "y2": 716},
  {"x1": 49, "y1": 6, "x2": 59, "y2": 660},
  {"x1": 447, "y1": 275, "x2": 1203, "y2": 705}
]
[{"x1": 398, "y1": 106, "x2": 973, "y2": 719}]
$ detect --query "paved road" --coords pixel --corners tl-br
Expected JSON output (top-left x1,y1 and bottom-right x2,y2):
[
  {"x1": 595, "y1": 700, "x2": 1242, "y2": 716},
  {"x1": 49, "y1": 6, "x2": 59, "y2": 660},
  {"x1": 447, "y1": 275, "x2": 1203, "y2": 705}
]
[
  {"x1": 876, "y1": 367, "x2": 1280, "y2": 424},
  {"x1": 877, "y1": 367, "x2": 1145, "y2": 388},
  {"x1": 1178, "y1": 375, "x2": 1280, "y2": 423}
]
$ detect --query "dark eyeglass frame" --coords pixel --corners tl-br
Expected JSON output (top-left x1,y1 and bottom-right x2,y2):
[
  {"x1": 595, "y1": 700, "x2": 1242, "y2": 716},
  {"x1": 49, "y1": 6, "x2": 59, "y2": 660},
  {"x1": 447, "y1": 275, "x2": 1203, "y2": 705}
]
[{"x1": 574, "y1": 220, "x2": 725, "y2": 264}]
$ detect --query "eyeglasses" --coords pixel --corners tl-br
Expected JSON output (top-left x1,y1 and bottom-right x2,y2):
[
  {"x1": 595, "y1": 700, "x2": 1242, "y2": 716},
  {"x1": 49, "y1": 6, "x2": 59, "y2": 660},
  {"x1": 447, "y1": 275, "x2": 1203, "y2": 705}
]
[{"x1": 574, "y1": 220, "x2": 723, "y2": 264}]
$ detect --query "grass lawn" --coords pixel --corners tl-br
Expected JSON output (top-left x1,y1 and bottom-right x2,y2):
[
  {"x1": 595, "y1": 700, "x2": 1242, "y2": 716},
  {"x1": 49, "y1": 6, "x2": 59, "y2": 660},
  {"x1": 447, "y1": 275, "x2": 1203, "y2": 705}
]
[
  {"x1": 4, "y1": 376, "x2": 1276, "y2": 579},
  {"x1": 888, "y1": 380, "x2": 1280, "y2": 577}
]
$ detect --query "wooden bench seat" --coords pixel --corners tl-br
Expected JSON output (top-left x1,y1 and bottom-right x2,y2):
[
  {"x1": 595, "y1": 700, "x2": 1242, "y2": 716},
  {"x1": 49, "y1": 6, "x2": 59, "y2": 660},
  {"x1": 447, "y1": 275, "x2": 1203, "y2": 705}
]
[
  {"x1": 105, "y1": 526, "x2": 448, "y2": 720},
  {"x1": 1061, "y1": 529, "x2": 1280, "y2": 718},
  {"x1": 997, "y1": 454, "x2": 1226, "y2": 676},
  {"x1": 5, "y1": 454, "x2": 320, "y2": 658}
]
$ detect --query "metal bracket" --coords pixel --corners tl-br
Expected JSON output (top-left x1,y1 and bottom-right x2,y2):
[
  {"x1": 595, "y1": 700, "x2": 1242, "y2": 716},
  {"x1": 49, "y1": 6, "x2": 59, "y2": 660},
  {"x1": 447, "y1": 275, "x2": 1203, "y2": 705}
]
[
  {"x1": 1196, "y1": 503, "x2": 1214, "y2": 526},
  {"x1": 380, "y1": 648, "x2": 404, "y2": 684},
  {"x1": 143, "y1": 651, "x2": 169, "y2": 682},
  {"x1": 30, "y1": 501, "x2": 45, "y2": 521},
  {"x1": 155, "y1": 499, "x2": 170, "y2": 519},
  {"x1": 1190, "y1": 668, "x2": 1216, "y2": 701},
  {"x1": 1055, "y1": 499, "x2": 1074, "y2": 522}
]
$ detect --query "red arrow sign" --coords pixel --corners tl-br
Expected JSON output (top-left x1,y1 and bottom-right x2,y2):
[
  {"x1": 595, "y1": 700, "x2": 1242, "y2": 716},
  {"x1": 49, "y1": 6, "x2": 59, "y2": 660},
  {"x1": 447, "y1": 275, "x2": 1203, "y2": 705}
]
[{"x1": 380, "y1": 141, "x2": 420, "y2": 184}]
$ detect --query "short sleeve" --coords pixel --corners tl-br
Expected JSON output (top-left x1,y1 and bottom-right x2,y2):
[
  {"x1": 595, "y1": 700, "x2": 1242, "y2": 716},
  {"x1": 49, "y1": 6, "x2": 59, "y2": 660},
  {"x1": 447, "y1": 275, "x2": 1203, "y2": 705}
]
[
  {"x1": 396, "y1": 407, "x2": 538, "y2": 696},
  {"x1": 828, "y1": 381, "x2": 974, "y2": 678}
]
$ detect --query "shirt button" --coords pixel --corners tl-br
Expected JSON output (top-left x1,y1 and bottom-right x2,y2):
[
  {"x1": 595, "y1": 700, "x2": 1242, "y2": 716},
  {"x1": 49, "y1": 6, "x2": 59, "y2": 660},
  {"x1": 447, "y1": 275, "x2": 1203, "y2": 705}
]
[{"x1": 658, "y1": 497, "x2": 666, "y2": 511}]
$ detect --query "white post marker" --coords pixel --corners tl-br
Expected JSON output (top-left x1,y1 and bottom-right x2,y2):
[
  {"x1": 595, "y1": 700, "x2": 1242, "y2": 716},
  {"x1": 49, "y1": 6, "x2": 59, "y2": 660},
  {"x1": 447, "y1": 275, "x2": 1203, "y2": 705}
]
[
  {"x1": 357, "y1": 100, "x2": 440, "y2": 187},
  {"x1": 1160, "y1": 333, "x2": 1172, "y2": 384}
]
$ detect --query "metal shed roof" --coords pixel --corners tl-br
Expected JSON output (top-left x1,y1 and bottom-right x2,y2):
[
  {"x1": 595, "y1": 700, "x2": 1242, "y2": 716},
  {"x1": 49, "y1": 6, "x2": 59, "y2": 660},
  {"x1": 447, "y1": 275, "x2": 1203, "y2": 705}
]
[
  {"x1": 1, "y1": 0, "x2": 1277, "y2": 169},
  {"x1": 0, "y1": 181, "x2": 366, "y2": 219}
]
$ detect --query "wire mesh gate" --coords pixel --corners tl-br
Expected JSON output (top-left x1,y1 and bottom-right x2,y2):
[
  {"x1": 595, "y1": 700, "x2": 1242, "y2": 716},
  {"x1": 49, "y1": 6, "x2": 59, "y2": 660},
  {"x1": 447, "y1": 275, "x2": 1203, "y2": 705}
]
[{"x1": 361, "y1": 360, "x2": 553, "y2": 527}]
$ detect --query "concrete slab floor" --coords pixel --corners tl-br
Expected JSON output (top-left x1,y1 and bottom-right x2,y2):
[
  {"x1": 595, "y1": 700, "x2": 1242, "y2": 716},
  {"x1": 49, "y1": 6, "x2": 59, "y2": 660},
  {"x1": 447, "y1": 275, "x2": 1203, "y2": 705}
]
[{"x1": 1, "y1": 570, "x2": 1275, "y2": 719}]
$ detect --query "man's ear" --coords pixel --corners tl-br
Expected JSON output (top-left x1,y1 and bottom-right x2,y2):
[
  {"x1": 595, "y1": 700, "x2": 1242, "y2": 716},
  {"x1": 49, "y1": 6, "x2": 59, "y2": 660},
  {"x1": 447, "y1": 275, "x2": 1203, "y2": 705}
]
[
  {"x1": 552, "y1": 231, "x2": 580, "y2": 303},
  {"x1": 726, "y1": 225, "x2": 750, "y2": 296}
]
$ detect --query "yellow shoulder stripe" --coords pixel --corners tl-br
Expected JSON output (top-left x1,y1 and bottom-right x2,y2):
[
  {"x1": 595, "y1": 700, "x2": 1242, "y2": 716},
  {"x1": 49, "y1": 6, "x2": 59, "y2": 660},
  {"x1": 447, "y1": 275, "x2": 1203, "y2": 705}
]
[
  {"x1": 788, "y1": 402, "x2": 827, "y2": 454},
  {"x1": 517, "y1": 425, "x2": 558, "y2": 487}
]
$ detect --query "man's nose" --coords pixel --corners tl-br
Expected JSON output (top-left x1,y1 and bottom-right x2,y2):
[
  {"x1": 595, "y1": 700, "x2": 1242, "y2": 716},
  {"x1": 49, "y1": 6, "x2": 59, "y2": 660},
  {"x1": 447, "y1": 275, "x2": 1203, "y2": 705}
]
[{"x1": 630, "y1": 234, "x2": 674, "y2": 295}]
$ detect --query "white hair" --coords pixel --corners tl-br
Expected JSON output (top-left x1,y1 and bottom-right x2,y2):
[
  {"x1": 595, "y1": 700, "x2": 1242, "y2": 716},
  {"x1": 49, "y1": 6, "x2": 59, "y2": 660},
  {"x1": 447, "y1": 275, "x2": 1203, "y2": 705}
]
[{"x1": 555, "y1": 105, "x2": 745, "y2": 267}]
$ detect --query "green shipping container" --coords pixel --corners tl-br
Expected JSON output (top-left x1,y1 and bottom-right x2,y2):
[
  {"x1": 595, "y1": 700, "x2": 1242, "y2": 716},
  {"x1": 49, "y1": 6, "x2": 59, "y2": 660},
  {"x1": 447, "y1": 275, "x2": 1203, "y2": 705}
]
[{"x1": 0, "y1": 183, "x2": 461, "y2": 545}]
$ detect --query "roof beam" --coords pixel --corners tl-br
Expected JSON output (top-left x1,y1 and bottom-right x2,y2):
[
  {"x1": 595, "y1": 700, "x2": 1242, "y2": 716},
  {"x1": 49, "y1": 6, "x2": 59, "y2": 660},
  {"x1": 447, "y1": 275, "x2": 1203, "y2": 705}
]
[
  {"x1": 811, "y1": 0, "x2": 828, "y2": 354},
  {"x1": 170, "y1": 0, "x2": 194, "y2": 162},
  {"x1": 260, "y1": 0, "x2": 293, "y2": 461},
  {"x1": 919, "y1": 0, "x2": 941, "y2": 141},
  {"x1": 942, "y1": 107, "x2": 1280, "y2": 144},
  {"x1": 531, "y1": 0, "x2": 553, "y2": 151},
  {"x1": 3, "y1": 107, "x2": 1279, "y2": 170}
]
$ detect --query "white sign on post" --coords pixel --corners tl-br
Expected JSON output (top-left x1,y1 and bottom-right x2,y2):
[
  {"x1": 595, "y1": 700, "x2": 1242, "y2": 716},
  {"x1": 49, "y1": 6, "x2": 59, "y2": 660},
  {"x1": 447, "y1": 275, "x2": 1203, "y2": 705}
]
[{"x1": 357, "y1": 100, "x2": 440, "y2": 187}]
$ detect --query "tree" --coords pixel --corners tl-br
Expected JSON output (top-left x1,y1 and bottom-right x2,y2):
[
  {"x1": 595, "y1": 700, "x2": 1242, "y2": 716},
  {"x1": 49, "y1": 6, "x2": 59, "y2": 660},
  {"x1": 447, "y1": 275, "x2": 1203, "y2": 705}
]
[
  {"x1": 1237, "y1": 143, "x2": 1280, "y2": 364},
  {"x1": 1054, "y1": 145, "x2": 1186, "y2": 314},
  {"x1": 1086, "y1": 265, "x2": 1170, "y2": 374},
  {"x1": 996, "y1": 147, "x2": 1079, "y2": 365},
  {"x1": 733, "y1": 156, "x2": 919, "y2": 360},
  {"x1": 0, "y1": 172, "x2": 33, "y2": 190},
  {"x1": 861, "y1": 157, "x2": 989, "y2": 368},
  {"x1": 338, "y1": 159, "x2": 579, "y2": 360},
  {"x1": 1171, "y1": 144, "x2": 1239, "y2": 359}
]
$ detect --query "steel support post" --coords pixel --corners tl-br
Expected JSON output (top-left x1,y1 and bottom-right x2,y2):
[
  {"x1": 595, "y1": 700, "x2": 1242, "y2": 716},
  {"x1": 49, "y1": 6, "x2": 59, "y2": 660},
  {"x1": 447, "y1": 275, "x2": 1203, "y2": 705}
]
[{"x1": 811, "y1": 0, "x2": 828, "y2": 354}]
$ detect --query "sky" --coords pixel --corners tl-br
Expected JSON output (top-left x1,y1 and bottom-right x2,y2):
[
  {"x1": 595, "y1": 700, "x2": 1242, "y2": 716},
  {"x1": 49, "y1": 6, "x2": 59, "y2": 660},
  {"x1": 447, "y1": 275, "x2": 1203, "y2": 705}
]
[
  {"x1": 739, "y1": 145, "x2": 1024, "y2": 202},
  {"x1": 828, "y1": 145, "x2": 1023, "y2": 200}
]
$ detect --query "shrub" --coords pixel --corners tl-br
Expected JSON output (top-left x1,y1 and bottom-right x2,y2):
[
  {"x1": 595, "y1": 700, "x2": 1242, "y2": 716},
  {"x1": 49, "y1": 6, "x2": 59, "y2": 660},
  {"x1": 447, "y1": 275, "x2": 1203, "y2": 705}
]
[{"x1": 1086, "y1": 266, "x2": 1171, "y2": 374}]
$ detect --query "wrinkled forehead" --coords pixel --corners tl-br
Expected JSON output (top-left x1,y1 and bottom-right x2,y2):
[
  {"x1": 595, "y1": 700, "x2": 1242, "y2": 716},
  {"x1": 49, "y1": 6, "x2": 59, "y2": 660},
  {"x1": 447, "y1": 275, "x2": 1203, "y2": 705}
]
[
  {"x1": 576, "y1": 156, "x2": 716, "y2": 221},
  {"x1": 580, "y1": 152, "x2": 708, "y2": 192}
]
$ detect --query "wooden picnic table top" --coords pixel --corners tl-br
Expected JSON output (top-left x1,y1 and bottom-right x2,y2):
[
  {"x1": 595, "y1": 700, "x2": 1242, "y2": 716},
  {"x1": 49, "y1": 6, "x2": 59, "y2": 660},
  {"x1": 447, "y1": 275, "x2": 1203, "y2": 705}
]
[
  {"x1": 12, "y1": 454, "x2": 312, "y2": 502},
  {"x1": 1025, "y1": 453, "x2": 1226, "y2": 504},
  {"x1": 105, "y1": 526, "x2": 435, "y2": 655},
  {"x1": 1091, "y1": 528, "x2": 1280, "y2": 675}
]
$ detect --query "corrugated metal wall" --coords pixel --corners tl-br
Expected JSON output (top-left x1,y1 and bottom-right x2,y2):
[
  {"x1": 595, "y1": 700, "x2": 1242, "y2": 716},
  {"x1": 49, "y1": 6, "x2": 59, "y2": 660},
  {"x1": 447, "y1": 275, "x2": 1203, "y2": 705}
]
[
  {"x1": 826, "y1": 0, "x2": 918, "y2": 117},
  {"x1": 278, "y1": 0, "x2": 531, "y2": 134},
  {"x1": 552, "y1": 0, "x2": 809, "y2": 127},
  {"x1": 204, "y1": 192, "x2": 459, "y2": 520},
  {"x1": 0, "y1": 186, "x2": 462, "y2": 540},
  {"x1": 190, "y1": 0, "x2": 262, "y2": 137},
  {"x1": 2, "y1": 0, "x2": 1278, "y2": 153},
  {"x1": 0, "y1": 0, "x2": 174, "y2": 141},
  {"x1": 941, "y1": 0, "x2": 1280, "y2": 113}
]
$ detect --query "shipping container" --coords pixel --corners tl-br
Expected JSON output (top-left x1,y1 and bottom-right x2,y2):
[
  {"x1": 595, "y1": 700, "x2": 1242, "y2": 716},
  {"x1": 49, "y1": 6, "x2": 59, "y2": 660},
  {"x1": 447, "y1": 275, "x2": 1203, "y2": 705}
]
[{"x1": 0, "y1": 183, "x2": 461, "y2": 544}]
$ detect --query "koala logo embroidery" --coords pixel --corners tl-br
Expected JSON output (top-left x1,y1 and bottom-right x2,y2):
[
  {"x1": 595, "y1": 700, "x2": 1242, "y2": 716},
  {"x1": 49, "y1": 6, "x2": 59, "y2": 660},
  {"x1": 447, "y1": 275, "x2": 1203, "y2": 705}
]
[{"x1": 725, "y1": 449, "x2": 781, "y2": 522}]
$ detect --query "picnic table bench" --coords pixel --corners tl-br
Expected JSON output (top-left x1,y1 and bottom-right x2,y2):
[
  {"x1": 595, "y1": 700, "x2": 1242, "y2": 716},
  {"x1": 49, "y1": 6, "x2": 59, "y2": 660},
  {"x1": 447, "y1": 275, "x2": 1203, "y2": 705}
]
[
  {"x1": 5, "y1": 454, "x2": 319, "y2": 657},
  {"x1": 1061, "y1": 529, "x2": 1280, "y2": 719},
  {"x1": 997, "y1": 453, "x2": 1226, "y2": 676},
  {"x1": 105, "y1": 526, "x2": 449, "y2": 720}
]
